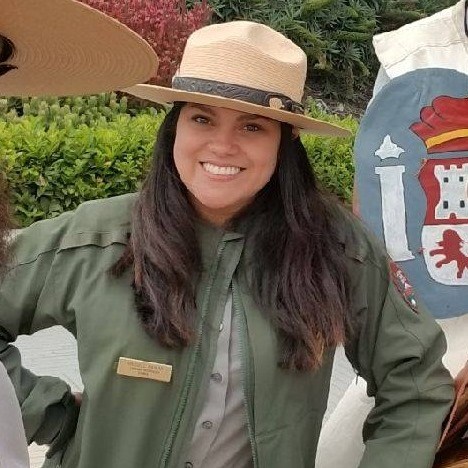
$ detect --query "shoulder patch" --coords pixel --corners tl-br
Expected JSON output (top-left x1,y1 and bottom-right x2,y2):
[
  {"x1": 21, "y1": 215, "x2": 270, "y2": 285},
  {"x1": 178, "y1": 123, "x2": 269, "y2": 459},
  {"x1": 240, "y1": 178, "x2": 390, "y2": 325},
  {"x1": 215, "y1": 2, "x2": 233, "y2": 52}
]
[{"x1": 390, "y1": 261, "x2": 418, "y2": 312}]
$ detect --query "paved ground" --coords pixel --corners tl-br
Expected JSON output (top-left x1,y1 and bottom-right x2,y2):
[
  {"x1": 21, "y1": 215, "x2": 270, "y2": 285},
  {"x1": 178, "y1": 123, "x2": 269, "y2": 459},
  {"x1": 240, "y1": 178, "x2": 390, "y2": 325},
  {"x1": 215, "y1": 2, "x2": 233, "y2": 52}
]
[{"x1": 15, "y1": 326, "x2": 355, "y2": 467}]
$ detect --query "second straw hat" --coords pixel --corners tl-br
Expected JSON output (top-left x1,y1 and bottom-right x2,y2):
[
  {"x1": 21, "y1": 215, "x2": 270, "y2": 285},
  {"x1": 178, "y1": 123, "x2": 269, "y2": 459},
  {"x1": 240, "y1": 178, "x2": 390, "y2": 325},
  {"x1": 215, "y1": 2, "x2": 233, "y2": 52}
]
[{"x1": 0, "y1": 0, "x2": 158, "y2": 97}]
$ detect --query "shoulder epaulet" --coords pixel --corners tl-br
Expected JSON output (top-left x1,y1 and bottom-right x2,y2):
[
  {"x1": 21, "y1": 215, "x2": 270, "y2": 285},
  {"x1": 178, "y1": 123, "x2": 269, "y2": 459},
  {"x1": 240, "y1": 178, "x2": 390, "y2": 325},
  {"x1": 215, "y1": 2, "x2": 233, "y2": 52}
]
[
  {"x1": 12, "y1": 194, "x2": 137, "y2": 264},
  {"x1": 332, "y1": 203, "x2": 388, "y2": 267},
  {"x1": 68, "y1": 193, "x2": 137, "y2": 233}
]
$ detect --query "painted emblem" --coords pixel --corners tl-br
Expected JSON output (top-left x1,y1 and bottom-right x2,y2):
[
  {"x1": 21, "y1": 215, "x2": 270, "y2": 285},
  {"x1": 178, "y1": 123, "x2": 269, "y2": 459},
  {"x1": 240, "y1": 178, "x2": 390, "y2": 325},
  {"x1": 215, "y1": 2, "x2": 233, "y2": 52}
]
[
  {"x1": 411, "y1": 97, "x2": 468, "y2": 285},
  {"x1": 390, "y1": 261, "x2": 418, "y2": 312},
  {"x1": 355, "y1": 68, "x2": 468, "y2": 318}
]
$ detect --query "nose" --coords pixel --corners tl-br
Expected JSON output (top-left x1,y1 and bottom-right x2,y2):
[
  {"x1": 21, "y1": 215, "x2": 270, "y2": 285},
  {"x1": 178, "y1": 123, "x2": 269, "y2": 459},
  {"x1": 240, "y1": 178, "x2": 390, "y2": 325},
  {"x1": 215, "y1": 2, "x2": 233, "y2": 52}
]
[{"x1": 208, "y1": 127, "x2": 238, "y2": 157}]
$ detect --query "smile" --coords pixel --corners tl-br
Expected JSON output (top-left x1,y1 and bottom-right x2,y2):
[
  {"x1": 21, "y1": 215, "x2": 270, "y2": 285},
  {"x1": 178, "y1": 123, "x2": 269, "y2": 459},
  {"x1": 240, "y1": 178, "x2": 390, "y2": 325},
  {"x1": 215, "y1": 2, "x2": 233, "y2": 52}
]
[{"x1": 201, "y1": 162, "x2": 242, "y2": 175}]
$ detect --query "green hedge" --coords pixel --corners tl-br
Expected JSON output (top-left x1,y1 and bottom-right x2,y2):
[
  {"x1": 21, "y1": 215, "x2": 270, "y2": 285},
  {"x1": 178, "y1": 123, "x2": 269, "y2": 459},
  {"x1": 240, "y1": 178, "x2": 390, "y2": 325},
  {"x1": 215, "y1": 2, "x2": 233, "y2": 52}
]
[
  {"x1": 0, "y1": 94, "x2": 356, "y2": 227},
  {"x1": 1, "y1": 94, "x2": 154, "y2": 225},
  {"x1": 301, "y1": 101, "x2": 357, "y2": 201}
]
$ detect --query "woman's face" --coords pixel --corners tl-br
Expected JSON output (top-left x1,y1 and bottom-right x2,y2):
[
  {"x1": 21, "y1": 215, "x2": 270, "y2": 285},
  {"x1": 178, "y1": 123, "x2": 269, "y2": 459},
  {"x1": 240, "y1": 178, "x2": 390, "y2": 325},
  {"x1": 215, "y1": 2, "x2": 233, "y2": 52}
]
[{"x1": 174, "y1": 103, "x2": 281, "y2": 226}]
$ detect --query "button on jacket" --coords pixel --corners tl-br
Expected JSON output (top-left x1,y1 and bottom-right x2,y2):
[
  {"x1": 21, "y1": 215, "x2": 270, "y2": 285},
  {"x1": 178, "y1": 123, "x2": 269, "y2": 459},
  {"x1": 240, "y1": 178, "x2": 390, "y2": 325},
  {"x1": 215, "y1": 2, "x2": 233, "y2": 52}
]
[{"x1": 0, "y1": 193, "x2": 454, "y2": 468}]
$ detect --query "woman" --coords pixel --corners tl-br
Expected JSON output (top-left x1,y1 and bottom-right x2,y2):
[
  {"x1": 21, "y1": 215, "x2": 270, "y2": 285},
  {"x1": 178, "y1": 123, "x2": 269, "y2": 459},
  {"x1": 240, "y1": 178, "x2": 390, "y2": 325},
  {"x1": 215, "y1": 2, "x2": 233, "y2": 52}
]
[
  {"x1": 0, "y1": 21, "x2": 454, "y2": 468},
  {"x1": 0, "y1": 1, "x2": 157, "y2": 467}
]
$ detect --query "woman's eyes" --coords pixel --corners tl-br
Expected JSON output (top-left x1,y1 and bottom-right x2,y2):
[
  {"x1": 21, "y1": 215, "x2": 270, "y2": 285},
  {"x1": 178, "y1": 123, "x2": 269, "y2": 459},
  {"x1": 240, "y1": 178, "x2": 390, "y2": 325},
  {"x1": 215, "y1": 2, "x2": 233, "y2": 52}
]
[
  {"x1": 191, "y1": 115, "x2": 262, "y2": 132},
  {"x1": 192, "y1": 114, "x2": 210, "y2": 124},
  {"x1": 244, "y1": 124, "x2": 261, "y2": 132}
]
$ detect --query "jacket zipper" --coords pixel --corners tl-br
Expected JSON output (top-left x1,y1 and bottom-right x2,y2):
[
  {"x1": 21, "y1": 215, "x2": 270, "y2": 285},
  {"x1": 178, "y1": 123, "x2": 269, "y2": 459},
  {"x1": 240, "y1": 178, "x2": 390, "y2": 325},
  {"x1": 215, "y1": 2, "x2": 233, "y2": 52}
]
[
  {"x1": 159, "y1": 240, "x2": 226, "y2": 468},
  {"x1": 233, "y1": 281, "x2": 259, "y2": 468}
]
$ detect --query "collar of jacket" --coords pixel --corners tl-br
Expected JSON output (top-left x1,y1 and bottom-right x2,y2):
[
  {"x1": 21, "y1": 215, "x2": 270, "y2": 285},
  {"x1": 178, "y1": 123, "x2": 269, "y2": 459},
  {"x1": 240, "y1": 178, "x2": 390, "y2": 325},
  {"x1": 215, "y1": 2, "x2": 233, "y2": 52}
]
[{"x1": 195, "y1": 219, "x2": 245, "y2": 270}]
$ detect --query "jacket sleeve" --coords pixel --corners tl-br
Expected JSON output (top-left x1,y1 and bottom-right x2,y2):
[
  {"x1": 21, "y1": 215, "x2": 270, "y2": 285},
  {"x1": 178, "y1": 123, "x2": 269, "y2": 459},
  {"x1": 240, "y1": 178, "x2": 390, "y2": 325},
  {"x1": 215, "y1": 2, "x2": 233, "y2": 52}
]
[
  {"x1": 345, "y1": 256, "x2": 454, "y2": 468},
  {"x1": 0, "y1": 215, "x2": 80, "y2": 455}
]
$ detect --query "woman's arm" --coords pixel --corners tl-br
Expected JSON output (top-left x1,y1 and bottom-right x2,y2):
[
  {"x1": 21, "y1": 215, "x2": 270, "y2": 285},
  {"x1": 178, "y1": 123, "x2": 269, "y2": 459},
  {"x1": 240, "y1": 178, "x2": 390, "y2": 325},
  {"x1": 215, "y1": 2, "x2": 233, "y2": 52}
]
[
  {"x1": 0, "y1": 215, "x2": 80, "y2": 456},
  {"x1": 346, "y1": 256, "x2": 454, "y2": 468}
]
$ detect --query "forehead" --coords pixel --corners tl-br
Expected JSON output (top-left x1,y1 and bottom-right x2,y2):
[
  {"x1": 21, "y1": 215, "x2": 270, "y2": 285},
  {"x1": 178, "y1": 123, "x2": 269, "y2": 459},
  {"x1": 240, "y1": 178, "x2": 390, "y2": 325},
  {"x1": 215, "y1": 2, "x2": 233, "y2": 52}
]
[{"x1": 183, "y1": 102, "x2": 275, "y2": 122}]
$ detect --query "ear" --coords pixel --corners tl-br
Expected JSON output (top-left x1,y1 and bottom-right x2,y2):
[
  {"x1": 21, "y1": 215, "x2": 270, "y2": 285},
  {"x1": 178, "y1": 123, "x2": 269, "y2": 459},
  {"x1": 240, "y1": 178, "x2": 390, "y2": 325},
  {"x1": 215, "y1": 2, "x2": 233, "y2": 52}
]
[{"x1": 292, "y1": 127, "x2": 300, "y2": 139}]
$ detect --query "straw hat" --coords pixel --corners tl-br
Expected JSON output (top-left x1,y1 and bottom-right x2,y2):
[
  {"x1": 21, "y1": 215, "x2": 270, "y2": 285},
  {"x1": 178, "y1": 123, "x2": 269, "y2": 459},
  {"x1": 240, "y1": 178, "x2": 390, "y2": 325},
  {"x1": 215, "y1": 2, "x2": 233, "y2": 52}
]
[
  {"x1": 123, "y1": 21, "x2": 350, "y2": 137},
  {"x1": 0, "y1": 0, "x2": 158, "y2": 97}
]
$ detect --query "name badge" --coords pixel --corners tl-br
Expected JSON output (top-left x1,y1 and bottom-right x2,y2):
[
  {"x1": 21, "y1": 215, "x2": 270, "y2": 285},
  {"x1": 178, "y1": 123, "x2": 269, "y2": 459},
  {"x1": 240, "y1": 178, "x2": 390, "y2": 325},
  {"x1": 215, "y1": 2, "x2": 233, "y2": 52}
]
[{"x1": 116, "y1": 357, "x2": 172, "y2": 383}]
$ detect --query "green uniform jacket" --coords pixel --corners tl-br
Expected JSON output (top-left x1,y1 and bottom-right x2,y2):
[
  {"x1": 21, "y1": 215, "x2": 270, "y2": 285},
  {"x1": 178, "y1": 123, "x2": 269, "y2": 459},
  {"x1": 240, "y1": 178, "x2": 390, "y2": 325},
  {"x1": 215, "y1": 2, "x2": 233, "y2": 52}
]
[{"x1": 0, "y1": 194, "x2": 454, "y2": 468}]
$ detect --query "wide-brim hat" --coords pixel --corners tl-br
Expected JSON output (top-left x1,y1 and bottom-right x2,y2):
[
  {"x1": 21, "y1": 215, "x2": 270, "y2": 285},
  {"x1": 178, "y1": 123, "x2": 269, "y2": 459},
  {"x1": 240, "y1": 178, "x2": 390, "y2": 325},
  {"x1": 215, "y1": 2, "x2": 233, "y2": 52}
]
[
  {"x1": 0, "y1": 0, "x2": 158, "y2": 97},
  {"x1": 123, "y1": 21, "x2": 350, "y2": 137}
]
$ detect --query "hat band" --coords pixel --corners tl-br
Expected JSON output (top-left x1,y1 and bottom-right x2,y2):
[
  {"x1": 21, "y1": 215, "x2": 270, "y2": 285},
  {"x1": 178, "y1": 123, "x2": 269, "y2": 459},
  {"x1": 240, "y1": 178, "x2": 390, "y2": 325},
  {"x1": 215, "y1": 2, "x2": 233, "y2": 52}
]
[{"x1": 172, "y1": 77, "x2": 304, "y2": 114}]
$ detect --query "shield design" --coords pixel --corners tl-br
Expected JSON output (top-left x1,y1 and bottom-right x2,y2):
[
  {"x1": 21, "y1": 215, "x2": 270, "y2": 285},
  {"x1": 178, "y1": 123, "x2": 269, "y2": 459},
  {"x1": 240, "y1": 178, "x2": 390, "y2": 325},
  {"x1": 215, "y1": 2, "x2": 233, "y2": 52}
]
[
  {"x1": 410, "y1": 95, "x2": 468, "y2": 286},
  {"x1": 354, "y1": 68, "x2": 468, "y2": 318},
  {"x1": 419, "y1": 158, "x2": 468, "y2": 285}
]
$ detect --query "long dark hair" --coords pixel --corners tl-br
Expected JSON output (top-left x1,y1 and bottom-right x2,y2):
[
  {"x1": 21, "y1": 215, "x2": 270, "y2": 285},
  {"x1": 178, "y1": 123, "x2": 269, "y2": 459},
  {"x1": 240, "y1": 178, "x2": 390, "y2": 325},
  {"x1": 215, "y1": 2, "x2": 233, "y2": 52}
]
[
  {"x1": 113, "y1": 102, "x2": 351, "y2": 370},
  {"x1": 0, "y1": 35, "x2": 18, "y2": 77}
]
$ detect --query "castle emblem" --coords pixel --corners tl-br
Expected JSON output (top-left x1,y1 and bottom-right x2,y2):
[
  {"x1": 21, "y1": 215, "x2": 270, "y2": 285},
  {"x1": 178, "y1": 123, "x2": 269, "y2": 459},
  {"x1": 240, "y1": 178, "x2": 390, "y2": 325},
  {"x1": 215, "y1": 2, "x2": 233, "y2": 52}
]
[{"x1": 411, "y1": 96, "x2": 468, "y2": 285}]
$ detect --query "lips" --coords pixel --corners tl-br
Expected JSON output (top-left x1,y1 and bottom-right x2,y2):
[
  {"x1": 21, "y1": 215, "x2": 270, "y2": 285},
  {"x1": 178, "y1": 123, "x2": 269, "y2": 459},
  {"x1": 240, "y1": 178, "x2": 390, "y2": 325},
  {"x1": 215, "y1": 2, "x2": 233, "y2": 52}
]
[{"x1": 201, "y1": 162, "x2": 242, "y2": 175}]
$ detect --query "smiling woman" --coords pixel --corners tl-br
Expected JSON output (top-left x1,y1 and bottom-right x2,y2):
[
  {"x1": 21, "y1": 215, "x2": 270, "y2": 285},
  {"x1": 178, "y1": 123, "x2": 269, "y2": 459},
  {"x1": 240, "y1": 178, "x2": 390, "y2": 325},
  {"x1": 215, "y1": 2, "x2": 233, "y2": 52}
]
[
  {"x1": 174, "y1": 104, "x2": 281, "y2": 226},
  {"x1": 0, "y1": 19, "x2": 455, "y2": 468},
  {"x1": 113, "y1": 99, "x2": 350, "y2": 365}
]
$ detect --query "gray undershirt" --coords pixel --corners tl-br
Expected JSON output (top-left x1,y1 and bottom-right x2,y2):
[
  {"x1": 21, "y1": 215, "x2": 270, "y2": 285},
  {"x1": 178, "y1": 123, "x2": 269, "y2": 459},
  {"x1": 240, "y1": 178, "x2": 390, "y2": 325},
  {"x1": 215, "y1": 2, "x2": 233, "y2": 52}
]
[{"x1": 184, "y1": 292, "x2": 253, "y2": 468}]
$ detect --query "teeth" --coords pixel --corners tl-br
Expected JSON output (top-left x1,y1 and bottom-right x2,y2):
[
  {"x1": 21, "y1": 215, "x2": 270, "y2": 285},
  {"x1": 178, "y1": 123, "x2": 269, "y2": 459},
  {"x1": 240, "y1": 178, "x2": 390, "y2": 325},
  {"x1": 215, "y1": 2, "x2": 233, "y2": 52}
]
[{"x1": 202, "y1": 163, "x2": 241, "y2": 175}]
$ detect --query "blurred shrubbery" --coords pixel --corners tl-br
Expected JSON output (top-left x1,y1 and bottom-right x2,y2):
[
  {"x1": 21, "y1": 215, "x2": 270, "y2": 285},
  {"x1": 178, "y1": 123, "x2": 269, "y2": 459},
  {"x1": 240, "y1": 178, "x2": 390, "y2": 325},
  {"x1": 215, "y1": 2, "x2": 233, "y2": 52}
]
[
  {"x1": 0, "y1": 94, "x2": 163, "y2": 226},
  {"x1": 301, "y1": 100, "x2": 357, "y2": 202}
]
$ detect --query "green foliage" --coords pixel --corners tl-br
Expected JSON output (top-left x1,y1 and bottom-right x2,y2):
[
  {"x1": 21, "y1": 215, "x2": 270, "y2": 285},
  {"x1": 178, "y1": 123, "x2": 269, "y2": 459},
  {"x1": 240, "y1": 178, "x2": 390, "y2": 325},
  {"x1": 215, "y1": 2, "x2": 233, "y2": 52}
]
[
  {"x1": 303, "y1": 101, "x2": 357, "y2": 201},
  {"x1": 198, "y1": 0, "x2": 268, "y2": 21},
  {"x1": 0, "y1": 94, "x2": 163, "y2": 226},
  {"x1": 0, "y1": 93, "x2": 156, "y2": 129},
  {"x1": 1, "y1": 93, "x2": 358, "y2": 227},
  {"x1": 376, "y1": 0, "x2": 458, "y2": 16}
]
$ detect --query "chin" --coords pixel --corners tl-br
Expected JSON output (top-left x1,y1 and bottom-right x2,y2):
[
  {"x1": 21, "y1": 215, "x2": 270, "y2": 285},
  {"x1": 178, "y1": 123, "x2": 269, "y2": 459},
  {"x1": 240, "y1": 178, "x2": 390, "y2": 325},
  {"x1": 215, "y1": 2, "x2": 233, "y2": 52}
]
[{"x1": 193, "y1": 192, "x2": 247, "y2": 217}]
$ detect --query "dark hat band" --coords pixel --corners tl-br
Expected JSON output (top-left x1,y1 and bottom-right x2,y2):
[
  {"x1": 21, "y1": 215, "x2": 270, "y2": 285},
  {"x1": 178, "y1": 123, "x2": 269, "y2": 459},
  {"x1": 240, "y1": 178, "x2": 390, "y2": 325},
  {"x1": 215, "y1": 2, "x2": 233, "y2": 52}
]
[{"x1": 172, "y1": 76, "x2": 304, "y2": 114}]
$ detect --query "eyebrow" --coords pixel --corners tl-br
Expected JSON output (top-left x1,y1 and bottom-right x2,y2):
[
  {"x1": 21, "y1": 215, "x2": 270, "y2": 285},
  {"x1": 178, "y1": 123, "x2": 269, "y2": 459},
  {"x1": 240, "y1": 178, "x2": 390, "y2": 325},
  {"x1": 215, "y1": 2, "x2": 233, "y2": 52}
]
[
  {"x1": 189, "y1": 103, "x2": 217, "y2": 116},
  {"x1": 187, "y1": 103, "x2": 271, "y2": 122}
]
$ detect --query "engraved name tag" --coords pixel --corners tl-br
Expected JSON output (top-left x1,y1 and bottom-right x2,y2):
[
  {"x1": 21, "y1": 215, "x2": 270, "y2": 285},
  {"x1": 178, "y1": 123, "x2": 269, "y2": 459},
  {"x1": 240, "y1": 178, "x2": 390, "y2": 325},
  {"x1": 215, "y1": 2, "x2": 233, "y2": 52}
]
[{"x1": 117, "y1": 357, "x2": 172, "y2": 383}]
